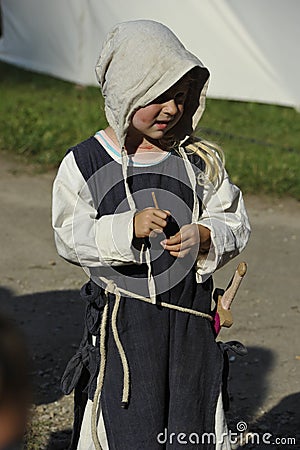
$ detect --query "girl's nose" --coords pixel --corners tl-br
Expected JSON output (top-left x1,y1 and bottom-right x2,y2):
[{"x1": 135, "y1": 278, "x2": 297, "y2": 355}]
[{"x1": 162, "y1": 99, "x2": 178, "y2": 116}]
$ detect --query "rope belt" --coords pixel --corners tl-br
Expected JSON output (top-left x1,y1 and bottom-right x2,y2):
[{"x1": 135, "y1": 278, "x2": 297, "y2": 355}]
[{"x1": 91, "y1": 278, "x2": 213, "y2": 450}]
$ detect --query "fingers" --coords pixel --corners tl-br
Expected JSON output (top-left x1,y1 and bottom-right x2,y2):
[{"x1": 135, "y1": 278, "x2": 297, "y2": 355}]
[
  {"x1": 144, "y1": 207, "x2": 170, "y2": 216},
  {"x1": 165, "y1": 239, "x2": 192, "y2": 258},
  {"x1": 170, "y1": 248, "x2": 191, "y2": 258},
  {"x1": 153, "y1": 208, "x2": 171, "y2": 220},
  {"x1": 169, "y1": 238, "x2": 197, "y2": 251},
  {"x1": 134, "y1": 215, "x2": 201, "y2": 256},
  {"x1": 162, "y1": 232, "x2": 181, "y2": 245},
  {"x1": 162, "y1": 225, "x2": 199, "y2": 247},
  {"x1": 134, "y1": 208, "x2": 170, "y2": 238},
  {"x1": 151, "y1": 211, "x2": 169, "y2": 230},
  {"x1": 161, "y1": 224, "x2": 200, "y2": 258}
]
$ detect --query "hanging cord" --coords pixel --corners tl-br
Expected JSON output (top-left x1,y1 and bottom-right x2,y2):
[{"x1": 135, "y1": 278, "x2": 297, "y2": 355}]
[
  {"x1": 145, "y1": 245, "x2": 157, "y2": 304},
  {"x1": 91, "y1": 281, "x2": 131, "y2": 450},
  {"x1": 121, "y1": 147, "x2": 136, "y2": 211},
  {"x1": 111, "y1": 289, "x2": 130, "y2": 408},
  {"x1": 91, "y1": 297, "x2": 109, "y2": 450}
]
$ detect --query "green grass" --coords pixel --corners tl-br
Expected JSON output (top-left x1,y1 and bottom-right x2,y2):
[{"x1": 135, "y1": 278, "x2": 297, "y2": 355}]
[
  {"x1": 0, "y1": 62, "x2": 107, "y2": 166},
  {"x1": 198, "y1": 100, "x2": 300, "y2": 198},
  {"x1": 1, "y1": 62, "x2": 299, "y2": 198}
]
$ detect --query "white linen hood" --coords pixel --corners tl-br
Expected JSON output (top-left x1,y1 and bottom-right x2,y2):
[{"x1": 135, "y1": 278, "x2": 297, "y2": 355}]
[{"x1": 95, "y1": 20, "x2": 210, "y2": 148}]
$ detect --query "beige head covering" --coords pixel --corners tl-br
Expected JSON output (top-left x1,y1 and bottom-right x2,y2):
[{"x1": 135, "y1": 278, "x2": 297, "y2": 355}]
[{"x1": 95, "y1": 20, "x2": 210, "y2": 148}]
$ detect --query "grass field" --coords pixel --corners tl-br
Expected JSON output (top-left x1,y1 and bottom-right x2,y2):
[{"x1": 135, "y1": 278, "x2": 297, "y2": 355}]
[{"x1": 0, "y1": 62, "x2": 299, "y2": 198}]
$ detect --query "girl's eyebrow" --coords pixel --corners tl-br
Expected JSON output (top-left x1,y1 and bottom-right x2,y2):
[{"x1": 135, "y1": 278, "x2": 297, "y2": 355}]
[
  {"x1": 151, "y1": 80, "x2": 191, "y2": 104},
  {"x1": 152, "y1": 90, "x2": 188, "y2": 105}
]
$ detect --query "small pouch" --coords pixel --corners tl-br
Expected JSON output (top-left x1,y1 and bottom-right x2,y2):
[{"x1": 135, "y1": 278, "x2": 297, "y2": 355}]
[{"x1": 81, "y1": 280, "x2": 106, "y2": 335}]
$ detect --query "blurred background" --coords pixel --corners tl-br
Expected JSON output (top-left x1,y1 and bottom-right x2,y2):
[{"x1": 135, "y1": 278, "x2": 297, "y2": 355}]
[
  {"x1": 0, "y1": 1, "x2": 299, "y2": 449},
  {"x1": 0, "y1": 0, "x2": 299, "y2": 197}
]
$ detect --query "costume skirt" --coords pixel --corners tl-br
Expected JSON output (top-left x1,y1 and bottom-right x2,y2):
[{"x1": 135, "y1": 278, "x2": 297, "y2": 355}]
[{"x1": 62, "y1": 275, "x2": 231, "y2": 450}]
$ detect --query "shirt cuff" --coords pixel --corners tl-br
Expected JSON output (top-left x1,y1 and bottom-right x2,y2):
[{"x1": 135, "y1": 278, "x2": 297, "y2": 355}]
[
  {"x1": 95, "y1": 210, "x2": 137, "y2": 264},
  {"x1": 195, "y1": 218, "x2": 237, "y2": 281}
]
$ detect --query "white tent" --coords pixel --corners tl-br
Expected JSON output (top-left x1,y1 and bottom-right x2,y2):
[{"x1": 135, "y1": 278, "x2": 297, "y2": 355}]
[{"x1": 0, "y1": 0, "x2": 299, "y2": 108}]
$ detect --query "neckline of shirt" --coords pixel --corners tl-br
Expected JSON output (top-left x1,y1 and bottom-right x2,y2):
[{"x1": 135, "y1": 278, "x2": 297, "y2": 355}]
[{"x1": 94, "y1": 130, "x2": 172, "y2": 167}]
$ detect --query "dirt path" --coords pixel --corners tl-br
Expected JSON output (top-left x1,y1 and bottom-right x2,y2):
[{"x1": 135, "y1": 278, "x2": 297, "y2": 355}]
[{"x1": 0, "y1": 154, "x2": 299, "y2": 449}]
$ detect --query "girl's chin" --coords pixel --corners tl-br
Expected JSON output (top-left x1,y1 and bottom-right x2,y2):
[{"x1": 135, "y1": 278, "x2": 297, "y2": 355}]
[{"x1": 145, "y1": 130, "x2": 166, "y2": 140}]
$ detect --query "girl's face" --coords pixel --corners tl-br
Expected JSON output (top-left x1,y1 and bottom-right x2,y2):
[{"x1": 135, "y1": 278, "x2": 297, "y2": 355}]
[{"x1": 130, "y1": 76, "x2": 191, "y2": 141}]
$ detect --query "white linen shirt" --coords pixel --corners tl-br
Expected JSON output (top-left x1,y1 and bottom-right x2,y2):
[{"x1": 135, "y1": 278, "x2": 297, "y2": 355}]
[{"x1": 52, "y1": 133, "x2": 251, "y2": 283}]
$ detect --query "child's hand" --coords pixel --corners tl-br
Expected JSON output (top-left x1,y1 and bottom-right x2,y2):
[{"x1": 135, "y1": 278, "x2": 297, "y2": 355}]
[
  {"x1": 134, "y1": 208, "x2": 170, "y2": 238},
  {"x1": 161, "y1": 224, "x2": 211, "y2": 258}
]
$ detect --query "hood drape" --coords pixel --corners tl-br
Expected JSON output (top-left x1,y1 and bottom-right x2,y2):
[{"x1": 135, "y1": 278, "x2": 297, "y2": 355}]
[{"x1": 95, "y1": 20, "x2": 210, "y2": 148}]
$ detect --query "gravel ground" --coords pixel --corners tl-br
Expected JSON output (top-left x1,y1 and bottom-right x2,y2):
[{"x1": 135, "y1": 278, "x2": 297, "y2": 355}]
[{"x1": 0, "y1": 154, "x2": 299, "y2": 449}]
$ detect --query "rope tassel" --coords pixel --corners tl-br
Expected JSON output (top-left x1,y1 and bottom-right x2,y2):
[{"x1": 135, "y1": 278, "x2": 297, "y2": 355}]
[
  {"x1": 91, "y1": 282, "x2": 131, "y2": 449},
  {"x1": 111, "y1": 292, "x2": 130, "y2": 408},
  {"x1": 91, "y1": 300, "x2": 109, "y2": 450}
]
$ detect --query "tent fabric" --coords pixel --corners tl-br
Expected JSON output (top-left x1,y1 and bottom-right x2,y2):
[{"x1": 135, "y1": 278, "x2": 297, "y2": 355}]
[{"x1": 0, "y1": 0, "x2": 299, "y2": 108}]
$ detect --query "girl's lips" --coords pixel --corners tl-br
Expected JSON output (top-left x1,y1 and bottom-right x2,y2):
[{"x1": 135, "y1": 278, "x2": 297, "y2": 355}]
[{"x1": 155, "y1": 122, "x2": 169, "y2": 130}]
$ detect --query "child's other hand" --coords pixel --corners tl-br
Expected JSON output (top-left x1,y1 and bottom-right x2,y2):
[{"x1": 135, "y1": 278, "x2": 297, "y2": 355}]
[
  {"x1": 134, "y1": 208, "x2": 170, "y2": 238},
  {"x1": 161, "y1": 224, "x2": 211, "y2": 258}
]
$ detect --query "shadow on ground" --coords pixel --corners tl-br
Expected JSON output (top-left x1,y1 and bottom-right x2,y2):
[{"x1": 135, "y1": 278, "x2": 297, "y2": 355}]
[
  {"x1": 45, "y1": 429, "x2": 73, "y2": 450},
  {"x1": 45, "y1": 356, "x2": 300, "y2": 450},
  {"x1": 231, "y1": 392, "x2": 300, "y2": 449},
  {"x1": 0, "y1": 286, "x2": 85, "y2": 405},
  {"x1": 225, "y1": 346, "x2": 299, "y2": 448},
  {"x1": 226, "y1": 345, "x2": 274, "y2": 424},
  {"x1": 1, "y1": 287, "x2": 299, "y2": 448}
]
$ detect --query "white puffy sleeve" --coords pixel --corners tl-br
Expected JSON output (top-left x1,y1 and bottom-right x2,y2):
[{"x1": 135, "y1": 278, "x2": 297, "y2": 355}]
[
  {"x1": 195, "y1": 167, "x2": 251, "y2": 282},
  {"x1": 52, "y1": 152, "x2": 138, "y2": 267}
]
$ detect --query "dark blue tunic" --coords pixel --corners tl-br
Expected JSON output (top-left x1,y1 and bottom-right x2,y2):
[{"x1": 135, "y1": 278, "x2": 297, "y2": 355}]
[{"x1": 62, "y1": 137, "x2": 224, "y2": 450}]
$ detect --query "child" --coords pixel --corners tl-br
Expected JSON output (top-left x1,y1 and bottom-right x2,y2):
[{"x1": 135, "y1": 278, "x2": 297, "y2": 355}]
[{"x1": 52, "y1": 20, "x2": 251, "y2": 450}]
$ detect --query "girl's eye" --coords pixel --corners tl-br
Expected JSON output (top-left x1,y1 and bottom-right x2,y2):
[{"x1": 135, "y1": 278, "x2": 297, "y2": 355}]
[
  {"x1": 154, "y1": 93, "x2": 168, "y2": 104},
  {"x1": 175, "y1": 92, "x2": 187, "y2": 104},
  {"x1": 152, "y1": 89, "x2": 188, "y2": 105}
]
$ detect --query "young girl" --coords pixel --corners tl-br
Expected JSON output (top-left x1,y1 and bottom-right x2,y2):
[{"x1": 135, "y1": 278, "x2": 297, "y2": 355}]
[{"x1": 52, "y1": 20, "x2": 250, "y2": 450}]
